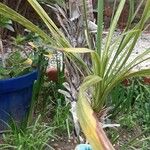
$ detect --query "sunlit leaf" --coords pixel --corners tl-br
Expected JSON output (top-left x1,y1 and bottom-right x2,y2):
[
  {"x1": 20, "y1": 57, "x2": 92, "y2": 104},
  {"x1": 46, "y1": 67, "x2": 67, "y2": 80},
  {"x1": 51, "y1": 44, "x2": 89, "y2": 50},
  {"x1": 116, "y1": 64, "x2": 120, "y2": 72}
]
[
  {"x1": 0, "y1": 3, "x2": 51, "y2": 43},
  {"x1": 77, "y1": 76, "x2": 115, "y2": 150},
  {"x1": 61, "y1": 48, "x2": 94, "y2": 53}
]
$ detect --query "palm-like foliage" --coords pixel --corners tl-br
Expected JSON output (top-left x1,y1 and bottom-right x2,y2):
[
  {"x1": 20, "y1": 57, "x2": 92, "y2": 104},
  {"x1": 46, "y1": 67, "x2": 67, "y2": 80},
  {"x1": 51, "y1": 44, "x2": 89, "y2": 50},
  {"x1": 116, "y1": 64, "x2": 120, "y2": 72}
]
[{"x1": 90, "y1": 0, "x2": 150, "y2": 111}]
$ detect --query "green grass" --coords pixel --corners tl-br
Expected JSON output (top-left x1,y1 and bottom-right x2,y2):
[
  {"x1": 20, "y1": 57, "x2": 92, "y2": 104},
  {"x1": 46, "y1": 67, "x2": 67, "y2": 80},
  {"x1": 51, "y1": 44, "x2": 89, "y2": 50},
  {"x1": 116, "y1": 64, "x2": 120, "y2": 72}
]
[
  {"x1": 0, "y1": 115, "x2": 55, "y2": 150},
  {"x1": 107, "y1": 77, "x2": 150, "y2": 149},
  {"x1": 38, "y1": 77, "x2": 72, "y2": 135}
]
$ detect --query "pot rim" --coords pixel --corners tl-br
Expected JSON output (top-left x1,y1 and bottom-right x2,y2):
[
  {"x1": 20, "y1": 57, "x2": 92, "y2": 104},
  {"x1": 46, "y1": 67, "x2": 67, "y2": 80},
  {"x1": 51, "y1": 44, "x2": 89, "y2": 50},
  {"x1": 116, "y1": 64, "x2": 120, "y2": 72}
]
[{"x1": 0, "y1": 70, "x2": 38, "y2": 94}]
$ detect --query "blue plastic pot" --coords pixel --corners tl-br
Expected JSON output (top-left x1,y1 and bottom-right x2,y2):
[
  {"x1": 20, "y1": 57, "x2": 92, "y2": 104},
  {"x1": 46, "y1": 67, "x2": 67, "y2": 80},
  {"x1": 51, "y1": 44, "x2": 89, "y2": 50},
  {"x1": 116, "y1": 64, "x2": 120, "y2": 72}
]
[{"x1": 0, "y1": 70, "x2": 37, "y2": 129}]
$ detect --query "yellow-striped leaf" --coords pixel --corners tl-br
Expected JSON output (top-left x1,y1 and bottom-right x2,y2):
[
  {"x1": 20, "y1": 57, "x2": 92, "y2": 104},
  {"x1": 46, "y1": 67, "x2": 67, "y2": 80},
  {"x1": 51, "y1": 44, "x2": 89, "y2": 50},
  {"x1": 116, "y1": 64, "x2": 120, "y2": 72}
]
[{"x1": 77, "y1": 76, "x2": 115, "y2": 150}]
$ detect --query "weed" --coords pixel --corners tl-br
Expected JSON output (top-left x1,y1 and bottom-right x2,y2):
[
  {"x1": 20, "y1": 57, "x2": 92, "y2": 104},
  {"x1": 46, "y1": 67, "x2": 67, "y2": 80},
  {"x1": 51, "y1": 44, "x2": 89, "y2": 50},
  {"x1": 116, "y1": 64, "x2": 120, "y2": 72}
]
[
  {"x1": 107, "y1": 77, "x2": 150, "y2": 149},
  {"x1": 0, "y1": 115, "x2": 55, "y2": 150},
  {"x1": 109, "y1": 77, "x2": 150, "y2": 129}
]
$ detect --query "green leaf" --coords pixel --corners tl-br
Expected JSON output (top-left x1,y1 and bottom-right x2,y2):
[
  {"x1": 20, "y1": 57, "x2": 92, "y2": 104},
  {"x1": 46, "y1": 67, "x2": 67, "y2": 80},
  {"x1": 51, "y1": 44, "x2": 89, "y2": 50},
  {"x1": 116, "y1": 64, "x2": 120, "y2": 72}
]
[
  {"x1": 125, "y1": 69, "x2": 150, "y2": 78},
  {"x1": 61, "y1": 48, "x2": 94, "y2": 53},
  {"x1": 28, "y1": 0, "x2": 70, "y2": 48},
  {"x1": 77, "y1": 75, "x2": 115, "y2": 150},
  {"x1": 0, "y1": 2, "x2": 51, "y2": 43}
]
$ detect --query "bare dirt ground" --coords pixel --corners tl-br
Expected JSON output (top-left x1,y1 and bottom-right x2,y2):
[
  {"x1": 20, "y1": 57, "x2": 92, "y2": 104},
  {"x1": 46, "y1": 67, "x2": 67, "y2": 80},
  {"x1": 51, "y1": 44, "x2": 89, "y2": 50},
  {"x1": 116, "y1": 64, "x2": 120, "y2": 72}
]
[
  {"x1": 50, "y1": 136, "x2": 77, "y2": 150},
  {"x1": 101, "y1": 31, "x2": 150, "y2": 71},
  {"x1": 131, "y1": 32, "x2": 150, "y2": 70}
]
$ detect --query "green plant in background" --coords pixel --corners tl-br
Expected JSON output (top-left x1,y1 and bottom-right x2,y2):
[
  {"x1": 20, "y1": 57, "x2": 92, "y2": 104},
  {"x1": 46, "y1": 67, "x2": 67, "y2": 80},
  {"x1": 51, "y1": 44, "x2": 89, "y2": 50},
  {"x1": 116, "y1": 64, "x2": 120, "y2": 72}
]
[
  {"x1": 38, "y1": 0, "x2": 65, "y2": 6},
  {"x1": 120, "y1": 78, "x2": 150, "y2": 131},
  {"x1": 27, "y1": 43, "x2": 51, "y2": 126},
  {"x1": 0, "y1": 15, "x2": 14, "y2": 32},
  {"x1": 0, "y1": 15, "x2": 14, "y2": 68},
  {"x1": 0, "y1": 50, "x2": 34, "y2": 79},
  {"x1": 0, "y1": 0, "x2": 150, "y2": 149},
  {"x1": 33, "y1": 54, "x2": 69, "y2": 134},
  {"x1": 106, "y1": 77, "x2": 150, "y2": 149},
  {"x1": 39, "y1": 74, "x2": 71, "y2": 134},
  {"x1": 52, "y1": 99, "x2": 71, "y2": 133},
  {"x1": 0, "y1": 115, "x2": 55, "y2": 150},
  {"x1": 110, "y1": 77, "x2": 150, "y2": 129},
  {"x1": 0, "y1": 32, "x2": 48, "y2": 80}
]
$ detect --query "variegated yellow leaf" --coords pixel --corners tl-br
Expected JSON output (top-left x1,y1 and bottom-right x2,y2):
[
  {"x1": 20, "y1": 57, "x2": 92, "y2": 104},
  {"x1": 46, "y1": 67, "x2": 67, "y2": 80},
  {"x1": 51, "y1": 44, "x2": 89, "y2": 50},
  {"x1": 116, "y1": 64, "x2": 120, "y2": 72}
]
[
  {"x1": 77, "y1": 76, "x2": 115, "y2": 150},
  {"x1": 23, "y1": 58, "x2": 33, "y2": 65},
  {"x1": 61, "y1": 48, "x2": 94, "y2": 53}
]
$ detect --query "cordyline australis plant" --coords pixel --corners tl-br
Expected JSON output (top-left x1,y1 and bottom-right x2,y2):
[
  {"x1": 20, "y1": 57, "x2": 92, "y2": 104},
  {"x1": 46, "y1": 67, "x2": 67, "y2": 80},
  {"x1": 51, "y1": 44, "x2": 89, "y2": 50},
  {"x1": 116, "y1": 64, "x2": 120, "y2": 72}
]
[{"x1": 0, "y1": 0, "x2": 150, "y2": 149}]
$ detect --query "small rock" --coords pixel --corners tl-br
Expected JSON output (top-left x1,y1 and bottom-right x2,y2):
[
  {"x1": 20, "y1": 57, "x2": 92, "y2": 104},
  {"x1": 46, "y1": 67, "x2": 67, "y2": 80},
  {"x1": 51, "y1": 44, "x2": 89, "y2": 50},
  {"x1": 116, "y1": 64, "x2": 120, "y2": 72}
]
[
  {"x1": 51, "y1": 139, "x2": 55, "y2": 142},
  {"x1": 53, "y1": 143, "x2": 58, "y2": 147}
]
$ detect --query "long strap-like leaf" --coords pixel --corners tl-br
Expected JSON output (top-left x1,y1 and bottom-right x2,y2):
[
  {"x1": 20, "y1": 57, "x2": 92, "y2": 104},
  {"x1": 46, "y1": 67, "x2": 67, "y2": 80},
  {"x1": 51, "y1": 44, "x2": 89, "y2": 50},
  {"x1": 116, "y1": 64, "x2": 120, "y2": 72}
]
[
  {"x1": 0, "y1": 3, "x2": 51, "y2": 42},
  {"x1": 77, "y1": 75, "x2": 115, "y2": 150}
]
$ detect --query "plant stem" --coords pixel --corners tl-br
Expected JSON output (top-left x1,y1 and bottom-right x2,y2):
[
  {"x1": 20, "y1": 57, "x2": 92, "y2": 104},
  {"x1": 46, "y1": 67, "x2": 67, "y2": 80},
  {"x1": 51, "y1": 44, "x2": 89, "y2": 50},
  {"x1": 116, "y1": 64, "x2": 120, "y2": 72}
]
[
  {"x1": 66, "y1": 118, "x2": 71, "y2": 139},
  {"x1": 27, "y1": 51, "x2": 46, "y2": 126},
  {"x1": 0, "y1": 37, "x2": 6, "y2": 68},
  {"x1": 82, "y1": 0, "x2": 92, "y2": 49},
  {"x1": 96, "y1": 0, "x2": 104, "y2": 56},
  {"x1": 110, "y1": 0, "x2": 117, "y2": 25}
]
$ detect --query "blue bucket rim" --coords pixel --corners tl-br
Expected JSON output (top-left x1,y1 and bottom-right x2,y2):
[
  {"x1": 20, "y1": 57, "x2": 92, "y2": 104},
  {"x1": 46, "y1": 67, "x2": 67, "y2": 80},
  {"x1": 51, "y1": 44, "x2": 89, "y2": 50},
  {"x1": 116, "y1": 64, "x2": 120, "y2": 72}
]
[
  {"x1": 0, "y1": 69, "x2": 38, "y2": 81},
  {"x1": 0, "y1": 70, "x2": 38, "y2": 94}
]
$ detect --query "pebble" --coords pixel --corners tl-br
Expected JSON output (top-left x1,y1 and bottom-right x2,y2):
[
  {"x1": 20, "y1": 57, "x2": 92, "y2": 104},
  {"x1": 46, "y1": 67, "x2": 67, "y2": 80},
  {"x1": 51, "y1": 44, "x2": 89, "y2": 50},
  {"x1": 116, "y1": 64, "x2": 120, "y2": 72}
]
[{"x1": 53, "y1": 143, "x2": 59, "y2": 147}]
